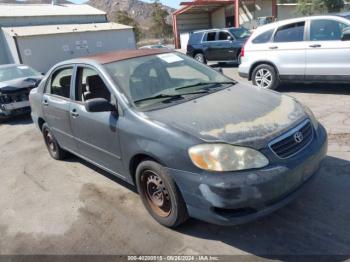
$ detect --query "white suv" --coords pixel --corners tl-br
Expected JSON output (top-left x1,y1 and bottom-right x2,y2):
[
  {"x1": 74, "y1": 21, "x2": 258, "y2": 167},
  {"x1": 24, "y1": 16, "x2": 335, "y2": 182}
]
[{"x1": 238, "y1": 15, "x2": 350, "y2": 89}]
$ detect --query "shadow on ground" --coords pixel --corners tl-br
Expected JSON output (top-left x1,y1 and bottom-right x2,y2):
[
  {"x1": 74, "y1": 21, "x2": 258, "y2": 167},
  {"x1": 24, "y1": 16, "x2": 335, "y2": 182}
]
[
  {"x1": 176, "y1": 155, "x2": 350, "y2": 257},
  {"x1": 0, "y1": 114, "x2": 33, "y2": 126},
  {"x1": 278, "y1": 83, "x2": 350, "y2": 95}
]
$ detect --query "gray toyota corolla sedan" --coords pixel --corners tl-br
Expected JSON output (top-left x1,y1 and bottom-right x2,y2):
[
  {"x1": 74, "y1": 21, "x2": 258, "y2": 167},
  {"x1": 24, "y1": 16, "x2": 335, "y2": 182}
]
[{"x1": 29, "y1": 49, "x2": 327, "y2": 227}]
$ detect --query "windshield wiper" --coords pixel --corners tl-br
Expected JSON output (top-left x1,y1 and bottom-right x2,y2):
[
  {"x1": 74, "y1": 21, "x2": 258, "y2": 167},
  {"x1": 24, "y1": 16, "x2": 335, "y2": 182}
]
[
  {"x1": 134, "y1": 94, "x2": 183, "y2": 103},
  {"x1": 134, "y1": 90, "x2": 210, "y2": 104},
  {"x1": 175, "y1": 81, "x2": 236, "y2": 91}
]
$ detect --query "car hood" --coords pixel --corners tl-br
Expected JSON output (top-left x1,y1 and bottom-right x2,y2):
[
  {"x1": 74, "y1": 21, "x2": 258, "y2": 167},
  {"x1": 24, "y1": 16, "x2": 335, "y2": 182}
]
[
  {"x1": 145, "y1": 84, "x2": 307, "y2": 149},
  {"x1": 0, "y1": 76, "x2": 43, "y2": 94}
]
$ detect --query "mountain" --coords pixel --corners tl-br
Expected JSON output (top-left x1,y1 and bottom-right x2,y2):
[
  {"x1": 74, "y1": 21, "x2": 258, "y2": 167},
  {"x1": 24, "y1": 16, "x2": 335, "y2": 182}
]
[
  {"x1": 0, "y1": 0, "x2": 72, "y2": 3},
  {"x1": 87, "y1": 0, "x2": 175, "y2": 29}
]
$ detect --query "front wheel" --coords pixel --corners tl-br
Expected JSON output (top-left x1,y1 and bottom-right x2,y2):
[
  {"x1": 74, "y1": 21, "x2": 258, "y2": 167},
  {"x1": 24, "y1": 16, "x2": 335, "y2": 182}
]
[
  {"x1": 136, "y1": 160, "x2": 188, "y2": 227},
  {"x1": 252, "y1": 64, "x2": 279, "y2": 90}
]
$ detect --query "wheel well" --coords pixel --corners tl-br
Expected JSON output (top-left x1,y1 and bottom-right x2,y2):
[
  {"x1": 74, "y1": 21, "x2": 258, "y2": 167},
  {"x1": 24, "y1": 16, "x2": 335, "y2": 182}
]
[
  {"x1": 129, "y1": 154, "x2": 159, "y2": 184},
  {"x1": 193, "y1": 50, "x2": 204, "y2": 57},
  {"x1": 249, "y1": 61, "x2": 279, "y2": 81},
  {"x1": 38, "y1": 117, "x2": 45, "y2": 131}
]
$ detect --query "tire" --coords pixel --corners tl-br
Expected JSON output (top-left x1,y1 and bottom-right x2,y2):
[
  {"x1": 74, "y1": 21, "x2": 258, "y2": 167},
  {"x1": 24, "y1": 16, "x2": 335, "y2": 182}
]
[
  {"x1": 252, "y1": 64, "x2": 279, "y2": 90},
  {"x1": 42, "y1": 123, "x2": 68, "y2": 160},
  {"x1": 136, "y1": 160, "x2": 188, "y2": 228},
  {"x1": 194, "y1": 53, "x2": 206, "y2": 64}
]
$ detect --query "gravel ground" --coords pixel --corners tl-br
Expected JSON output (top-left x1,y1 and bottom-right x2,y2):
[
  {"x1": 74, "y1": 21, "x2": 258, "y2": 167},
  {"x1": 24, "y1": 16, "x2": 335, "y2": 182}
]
[{"x1": 0, "y1": 66, "x2": 349, "y2": 257}]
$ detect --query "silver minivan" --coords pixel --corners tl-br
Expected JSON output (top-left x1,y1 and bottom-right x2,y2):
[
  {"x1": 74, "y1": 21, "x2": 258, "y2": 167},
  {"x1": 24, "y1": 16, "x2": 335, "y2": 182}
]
[{"x1": 238, "y1": 15, "x2": 350, "y2": 89}]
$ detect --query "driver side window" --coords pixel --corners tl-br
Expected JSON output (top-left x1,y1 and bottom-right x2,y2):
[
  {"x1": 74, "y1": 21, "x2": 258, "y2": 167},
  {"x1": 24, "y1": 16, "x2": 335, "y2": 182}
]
[{"x1": 75, "y1": 67, "x2": 111, "y2": 102}]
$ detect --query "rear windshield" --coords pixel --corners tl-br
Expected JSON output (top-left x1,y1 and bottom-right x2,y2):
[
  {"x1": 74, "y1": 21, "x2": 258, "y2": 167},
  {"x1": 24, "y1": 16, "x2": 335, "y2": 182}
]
[{"x1": 252, "y1": 29, "x2": 274, "y2": 44}]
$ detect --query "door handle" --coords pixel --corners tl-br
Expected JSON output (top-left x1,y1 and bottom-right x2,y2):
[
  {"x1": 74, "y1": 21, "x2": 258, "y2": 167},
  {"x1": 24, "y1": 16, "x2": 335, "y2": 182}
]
[
  {"x1": 42, "y1": 100, "x2": 49, "y2": 106},
  {"x1": 71, "y1": 109, "x2": 79, "y2": 118},
  {"x1": 269, "y1": 46, "x2": 278, "y2": 49},
  {"x1": 309, "y1": 44, "x2": 321, "y2": 48}
]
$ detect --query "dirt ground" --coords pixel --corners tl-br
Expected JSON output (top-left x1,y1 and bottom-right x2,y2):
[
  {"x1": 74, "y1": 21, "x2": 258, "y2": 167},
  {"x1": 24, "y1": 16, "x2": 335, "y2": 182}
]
[{"x1": 0, "y1": 67, "x2": 349, "y2": 257}]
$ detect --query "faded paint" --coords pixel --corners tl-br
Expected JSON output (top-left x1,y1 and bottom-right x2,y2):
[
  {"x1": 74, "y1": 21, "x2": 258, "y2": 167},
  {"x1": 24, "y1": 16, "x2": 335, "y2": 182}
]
[{"x1": 199, "y1": 95, "x2": 300, "y2": 141}]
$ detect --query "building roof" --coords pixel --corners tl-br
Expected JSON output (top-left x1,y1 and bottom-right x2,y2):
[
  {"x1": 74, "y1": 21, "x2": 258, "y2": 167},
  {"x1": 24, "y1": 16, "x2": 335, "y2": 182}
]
[
  {"x1": 85, "y1": 49, "x2": 172, "y2": 64},
  {"x1": 2, "y1": 22, "x2": 132, "y2": 37},
  {"x1": 0, "y1": 4, "x2": 106, "y2": 17}
]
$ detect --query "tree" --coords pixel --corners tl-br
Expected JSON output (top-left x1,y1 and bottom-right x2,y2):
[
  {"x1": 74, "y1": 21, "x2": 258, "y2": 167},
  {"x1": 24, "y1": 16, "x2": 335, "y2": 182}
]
[
  {"x1": 323, "y1": 0, "x2": 344, "y2": 12},
  {"x1": 297, "y1": 0, "x2": 312, "y2": 15},
  {"x1": 150, "y1": 0, "x2": 172, "y2": 40},
  {"x1": 296, "y1": 0, "x2": 344, "y2": 15},
  {"x1": 116, "y1": 10, "x2": 143, "y2": 42}
]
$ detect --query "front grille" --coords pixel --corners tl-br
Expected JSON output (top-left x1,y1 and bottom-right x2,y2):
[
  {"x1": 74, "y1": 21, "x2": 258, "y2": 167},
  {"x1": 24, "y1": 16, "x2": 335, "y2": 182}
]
[{"x1": 269, "y1": 120, "x2": 313, "y2": 159}]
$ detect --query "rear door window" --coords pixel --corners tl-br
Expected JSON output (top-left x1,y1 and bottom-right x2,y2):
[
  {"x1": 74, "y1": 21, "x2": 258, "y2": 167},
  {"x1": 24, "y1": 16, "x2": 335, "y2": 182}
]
[
  {"x1": 252, "y1": 29, "x2": 274, "y2": 44},
  {"x1": 205, "y1": 32, "x2": 217, "y2": 41},
  {"x1": 49, "y1": 67, "x2": 73, "y2": 98},
  {"x1": 274, "y1": 22, "x2": 305, "y2": 42}
]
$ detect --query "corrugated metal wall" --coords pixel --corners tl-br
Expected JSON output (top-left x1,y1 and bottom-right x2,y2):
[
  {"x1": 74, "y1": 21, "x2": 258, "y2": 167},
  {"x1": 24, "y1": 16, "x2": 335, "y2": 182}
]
[
  {"x1": 11, "y1": 29, "x2": 135, "y2": 72},
  {"x1": 0, "y1": 14, "x2": 108, "y2": 65},
  {"x1": 176, "y1": 13, "x2": 211, "y2": 34}
]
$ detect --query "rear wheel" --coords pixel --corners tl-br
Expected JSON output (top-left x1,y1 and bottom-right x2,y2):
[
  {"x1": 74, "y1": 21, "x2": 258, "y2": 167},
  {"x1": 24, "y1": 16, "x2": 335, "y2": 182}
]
[
  {"x1": 194, "y1": 53, "x2": 206, "y2": 64},
  {"x1": 136, "y1": 160, "x2": 188, "y2": 227},
  {"x1": 42, "y1": 123, "x2": 68, "y2": 160},
  {"x1": 252, "y1": 64, "x2": 279, "y2": 90}
]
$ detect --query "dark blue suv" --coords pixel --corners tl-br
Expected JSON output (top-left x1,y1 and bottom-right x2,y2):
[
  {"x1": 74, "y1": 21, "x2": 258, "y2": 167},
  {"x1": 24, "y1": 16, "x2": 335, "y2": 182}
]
[{"x1": 187, "y1": 27, "x2": 250, "y2": 64}]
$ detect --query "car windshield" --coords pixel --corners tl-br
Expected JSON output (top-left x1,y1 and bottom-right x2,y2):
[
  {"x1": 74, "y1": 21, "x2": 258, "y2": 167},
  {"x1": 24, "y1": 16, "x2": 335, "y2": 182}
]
[
  {"x1": 0, "y1": 65, "x2": 40, "y2": 82},
  {"x1": 104, "y1": 52, "x2": 235, "y2": 110},
  {"x1": 229, "y1": 28, "x2": 250, "y2": 39}
]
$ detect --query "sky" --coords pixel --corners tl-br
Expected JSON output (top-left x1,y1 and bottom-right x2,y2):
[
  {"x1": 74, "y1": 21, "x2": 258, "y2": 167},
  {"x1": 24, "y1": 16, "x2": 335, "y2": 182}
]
[{"x1": 70, "y1": 0, "x2": 181, "y2": 8}]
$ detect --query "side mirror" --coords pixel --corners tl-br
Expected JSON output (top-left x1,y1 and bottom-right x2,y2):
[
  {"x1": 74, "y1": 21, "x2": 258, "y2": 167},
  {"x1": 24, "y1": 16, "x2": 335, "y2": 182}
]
[
  {"x1": 84, "y1": 98, "x2": 116, "y2": 113},
  {"x1": 227, "y1": 36, "x2": 233, "y2": 41},
  {"x1": 214, "y1": 67, "x2": 223, "y2": 73},
  {"x1": 342, "y1": 29, "x2": 350, "y2": 41}
]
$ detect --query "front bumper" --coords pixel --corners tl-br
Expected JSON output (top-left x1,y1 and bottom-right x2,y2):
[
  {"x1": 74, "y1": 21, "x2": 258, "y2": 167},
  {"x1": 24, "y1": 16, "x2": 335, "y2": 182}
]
[
  {"x1": 0, "y1": 101, "x2": 31, "y2": 118},
  {"x1": 166, "y1": 124, "x2": 328, "y2": 225}
]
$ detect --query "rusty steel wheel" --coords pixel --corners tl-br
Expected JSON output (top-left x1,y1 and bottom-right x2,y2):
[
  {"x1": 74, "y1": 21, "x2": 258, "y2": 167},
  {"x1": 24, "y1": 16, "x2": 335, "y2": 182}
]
[
  {"x1": 142, "y1": 170, "x2": 172, "y2": 217},
  {"x1": 44, "y1": 128, "x2": 57, "y2": 154},
  {"x1": 42, "y1": 123, "x2": 67, "y2": 160},
  {"x1": 136, "y1": 160, "x2": 188, "y2": 227}
]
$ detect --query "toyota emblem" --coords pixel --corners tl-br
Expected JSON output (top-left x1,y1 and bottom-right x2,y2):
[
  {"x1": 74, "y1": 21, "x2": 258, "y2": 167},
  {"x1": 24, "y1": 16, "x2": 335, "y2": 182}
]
[{"x1": 294, "y1": 131, "x2": 304, "y2": 143}]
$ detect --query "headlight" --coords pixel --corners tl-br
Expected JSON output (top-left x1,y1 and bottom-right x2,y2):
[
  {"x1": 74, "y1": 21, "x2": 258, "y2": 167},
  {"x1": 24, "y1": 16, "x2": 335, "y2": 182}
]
[
  {"x1": 188, "y1": 144, "x2": 269, "y2": 172},
  {"x1": 301, "y1": 104, "x2": 318, "y2": 130}
]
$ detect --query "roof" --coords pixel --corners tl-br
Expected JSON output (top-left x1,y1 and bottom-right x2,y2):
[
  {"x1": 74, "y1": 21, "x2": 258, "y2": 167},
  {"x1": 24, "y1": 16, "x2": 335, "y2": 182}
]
[
  {"x1": 2, "y1": 23, "x2": 132, "y2": 37},
  {"x1": 0, "y1": 4, "x2": 105, "y2": 17},
  {"x1": 85, "y1": 49, "x2": 172, "y2": 64},
  {"x1": 174, "y1": 0, "x2": 234, "y2": 15}
]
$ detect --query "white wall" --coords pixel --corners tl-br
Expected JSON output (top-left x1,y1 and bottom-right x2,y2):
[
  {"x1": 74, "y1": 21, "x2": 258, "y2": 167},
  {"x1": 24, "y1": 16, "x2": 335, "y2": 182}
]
[{"x1": 211, "y1": 7, "x2": 225, "y2": 28}]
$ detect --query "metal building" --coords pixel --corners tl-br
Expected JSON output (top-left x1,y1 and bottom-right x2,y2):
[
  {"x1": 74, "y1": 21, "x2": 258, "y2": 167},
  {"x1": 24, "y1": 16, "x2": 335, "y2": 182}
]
[{"x1": 0, "y1": 4, "x2": 136, "y2": 72}]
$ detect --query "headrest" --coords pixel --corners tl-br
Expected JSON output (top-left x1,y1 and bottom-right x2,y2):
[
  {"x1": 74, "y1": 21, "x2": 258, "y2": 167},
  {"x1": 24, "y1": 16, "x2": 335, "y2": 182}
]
[
  {"x1": 59, "y1": 75, "x2": 71, "y2": 88},
  {"x1": 86, "y1": 75, "x2": 105, "y2": 92}
]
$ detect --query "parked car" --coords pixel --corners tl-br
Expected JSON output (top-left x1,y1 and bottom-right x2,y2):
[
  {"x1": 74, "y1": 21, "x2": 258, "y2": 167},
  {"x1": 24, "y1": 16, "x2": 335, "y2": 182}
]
[
  {"x1": 30, "y1": 49, "x2": 327, "y2": 227},
  {"x1": 239, "y1": 15, "x2": 350, "y2": 89},
  {"x1": 187, "y1": 27, "x2": 250, "y2": 64},
  {"x1": 337, "y1": 12, "x2": 350, "y2": 20},
  {"x1": 0, "y1": 64, "x2": 43, "y2": 120},
  {"x1": 139, "y1": 44, "x2": 173, "y2": 50}
]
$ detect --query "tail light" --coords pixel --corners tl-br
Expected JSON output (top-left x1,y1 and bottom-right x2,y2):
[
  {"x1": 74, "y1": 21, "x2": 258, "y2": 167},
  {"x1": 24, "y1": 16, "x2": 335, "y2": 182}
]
[{"x1": 241, "y1": 46, "x2": 245, "y2": 57}]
